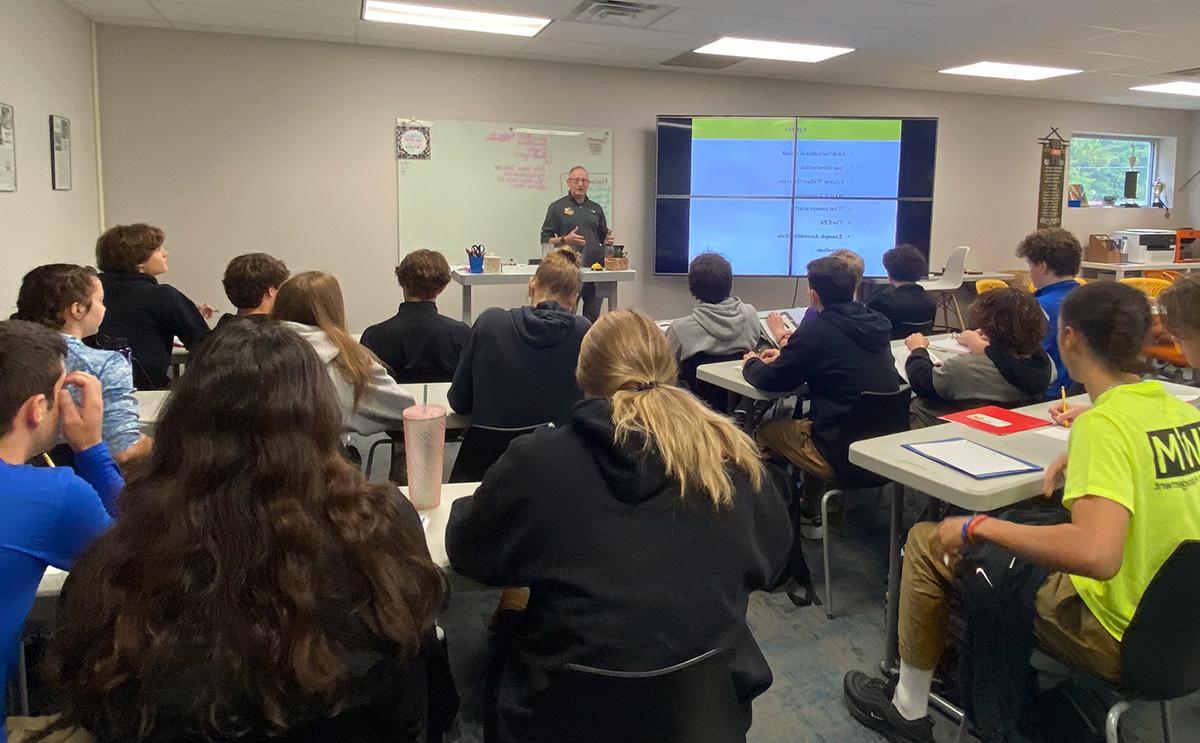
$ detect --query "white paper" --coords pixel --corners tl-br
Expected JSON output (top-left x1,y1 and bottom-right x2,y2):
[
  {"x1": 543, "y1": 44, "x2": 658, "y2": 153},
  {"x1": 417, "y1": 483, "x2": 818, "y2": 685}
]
[
  {"x1": 1175, "y1": 394, "x2": 1199, "y2": 405},
  {"x1": 759, "y1": 311, "x2": 798, "y2": 348},
  {"x1": 893, "y1": 346, "x2": 940, "y2": 381},
  {"x1": 1034, "y1": 426, "x2": 1071, "y2": 442},
  {"x1": 908, "y1": 438, "x2": 1039, "y2": 478},
  {"x1": 929, "y1": 337, "x2": 969, "y2": 354}
]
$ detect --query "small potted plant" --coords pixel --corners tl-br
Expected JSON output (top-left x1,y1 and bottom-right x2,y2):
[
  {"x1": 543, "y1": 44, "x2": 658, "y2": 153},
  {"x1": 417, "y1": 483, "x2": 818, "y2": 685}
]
[{"x1": 604, "y1": 244, "x2": 629, "y2": 271}]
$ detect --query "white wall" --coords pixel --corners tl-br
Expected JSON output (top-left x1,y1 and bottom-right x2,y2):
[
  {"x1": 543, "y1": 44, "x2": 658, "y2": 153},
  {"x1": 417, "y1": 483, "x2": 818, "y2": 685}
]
[
  {"x1": 96, "y1": 26, "x2": 1195, "y2": 330},
  {"x1": 0, "y1": 0, "x2": 99, "y2": 311}
]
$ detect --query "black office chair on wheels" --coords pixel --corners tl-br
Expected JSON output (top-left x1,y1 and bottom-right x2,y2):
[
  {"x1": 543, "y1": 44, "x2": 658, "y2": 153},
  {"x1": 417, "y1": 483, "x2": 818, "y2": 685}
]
[
  {"x1": 528, "y1": 649, "x2": 746, "y2": 743},
  {"x1": 448, "y1": 423, "x2": 550, "y2": 483}
]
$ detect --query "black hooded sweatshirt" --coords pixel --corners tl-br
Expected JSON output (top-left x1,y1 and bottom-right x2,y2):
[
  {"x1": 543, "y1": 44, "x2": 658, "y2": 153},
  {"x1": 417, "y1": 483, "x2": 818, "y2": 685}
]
[
  {"x1": 446, "y1": 397, "x2": 792, "y2": 743},
  {"x1": 742, "y1": 301, "x2": 898, "y2": 471},
  {"x1": 447, "y1": 301, "x2": 589, "y2": 427}
]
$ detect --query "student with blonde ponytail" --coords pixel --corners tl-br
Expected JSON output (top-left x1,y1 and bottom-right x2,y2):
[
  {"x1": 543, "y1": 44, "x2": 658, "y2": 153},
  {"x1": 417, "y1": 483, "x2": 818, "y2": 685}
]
[
  {"x1": 272, "y1": 271, "x2": 415, "y2": 434},
  {"x1": 447, "y1": 310, "x2": 792, "y2": 743}
]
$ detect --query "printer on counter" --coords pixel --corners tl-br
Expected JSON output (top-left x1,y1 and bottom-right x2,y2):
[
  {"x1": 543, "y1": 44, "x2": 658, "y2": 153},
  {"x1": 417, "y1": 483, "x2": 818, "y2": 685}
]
[{"x1": 1112, "y1": 229, "x2": 1176, "y2": 264}]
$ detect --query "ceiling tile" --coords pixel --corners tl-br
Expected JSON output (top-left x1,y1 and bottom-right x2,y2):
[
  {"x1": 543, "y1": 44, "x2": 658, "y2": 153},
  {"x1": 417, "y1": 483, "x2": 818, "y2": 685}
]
[
  {"x1": 647, "y1": 8, "x2": 760, "y2": 36},
  {"x1": 770, "y1": 0, "x2": 943, "y2": 33},
  {"x1": 663, "y1": 0, "x2": 797, "y2": 14},
  {"x1": 149, "y1": 0, "x2": 360, "y2": 18},
  {"x1": 152, "y1": 2, "x2": 359, "y2": 35},
  {"x1": 730, "y1": 17, "x2": 918, "y2": 47},
  {"x1": 519, "y1": 38, "x2": 675, "y2": 63},
  {"x1": 355, "y1": 21, "x2": 533, "y2": 52},
  {"x1": 66, "y1": 0, "x2": 162, "y2": 21},
  {"x1": 533, "y1": 20, "x2": 708, "y2": 51}
]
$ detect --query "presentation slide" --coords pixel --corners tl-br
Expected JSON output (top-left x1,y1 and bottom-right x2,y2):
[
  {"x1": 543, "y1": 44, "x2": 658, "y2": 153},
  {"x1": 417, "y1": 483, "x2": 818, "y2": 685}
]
[{"x1": 655, "y1": 116, "x2": 936, "y2": 277}]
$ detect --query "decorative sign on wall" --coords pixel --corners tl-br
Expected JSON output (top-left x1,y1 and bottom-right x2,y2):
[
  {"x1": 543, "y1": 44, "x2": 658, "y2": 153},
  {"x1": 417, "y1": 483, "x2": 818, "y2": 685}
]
[
  {"x1": 50, "y1": 114, "x2": 71, "y2": 191},
  {"x1": 396, "y1": 119, "x2": 431, "y2": 161},
  {"x1": 0, "y1": 103, "x2": 14, "y2": 192},
  {"x1": 1036, "y1": 128, "x2": 1069, "y2": 230}
]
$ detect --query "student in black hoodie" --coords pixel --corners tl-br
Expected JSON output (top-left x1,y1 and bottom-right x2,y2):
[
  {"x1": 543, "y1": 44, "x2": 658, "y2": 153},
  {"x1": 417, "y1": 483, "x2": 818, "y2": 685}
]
[
  {"x1": 95, "y1": 223, "x2": 211, "y2": 389},
  {"x1": 446, "y1": 310, "x2": 791, "y2": 743},
  {"x1": 448, "y1": 248, "x2": 589, "y2": 427},
  {"x1": 866, "y1": 244, "x2": 937, "y2": 339},
  {"x1": 904, "y1": 287, "x2": 1053, "y2": 427},
  {"x1": 743, "y1": 256, "x2": 898, "y2": 489}
]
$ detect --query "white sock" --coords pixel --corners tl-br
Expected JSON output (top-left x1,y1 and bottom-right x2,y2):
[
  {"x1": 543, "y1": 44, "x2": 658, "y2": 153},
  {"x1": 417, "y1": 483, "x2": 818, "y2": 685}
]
[{"x1": 892, "y1": 660, "x2": 934, "y2": 721}]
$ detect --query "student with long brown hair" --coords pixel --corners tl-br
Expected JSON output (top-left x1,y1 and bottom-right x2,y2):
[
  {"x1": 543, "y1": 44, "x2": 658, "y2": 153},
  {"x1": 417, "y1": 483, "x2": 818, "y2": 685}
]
[
  {"x1": 37, "y1": 321, "x2": 445, "y2": 743},
  {"x1": 447, "y1": 310, "x2": 791, "y2": 743},
  {"x1": 448, "y1": 247, "x2": 590, "y2": 427},
  {"x1": 273, "y1": 271, "x2": 415, "y2": 434}
]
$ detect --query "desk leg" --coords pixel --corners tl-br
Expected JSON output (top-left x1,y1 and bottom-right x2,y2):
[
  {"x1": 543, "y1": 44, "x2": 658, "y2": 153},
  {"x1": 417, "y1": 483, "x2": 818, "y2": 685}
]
[
  {"x1": 609, "y1": 281, "x2": 619, "y2": 312},
  {"x1": 1116, "y1": 267, "x2": 1125, "y2": 281},
  {"x1": 462, "y1": 285, "x2": 473, "y2": 324},
  {"x1": 881, "y1": 482, "x2": 903, "y2": 677}
]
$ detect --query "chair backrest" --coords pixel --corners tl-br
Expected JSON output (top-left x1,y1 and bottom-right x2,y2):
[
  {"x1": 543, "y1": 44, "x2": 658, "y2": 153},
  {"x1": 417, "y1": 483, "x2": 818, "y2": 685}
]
[
  {"x1": 940, "y1": 246, "x2": 970, "y2": 283},
  {"x1": 529, "y1": 649, "x2": 746, "y2": 743},
  {"x1": 830, "y1": 385, "x2": 912, "y2": 488},
  {"x1": 678, "y1": 351, "x2": 746, "y2": 413},
  {"x1": 1119, "y1": 277, "x2": 1172, "y2": 299},
  {"x1": 1120, "y1": 540, "x2": 1200, "y2": 700},
  {"x1": 974, "y1": 278, "x2": 1009, "y2": 294},
  {"x1": 1144, "y1": 269, "x2": 1182, "y2": 282},
  {"x1": 448, "y1": 424, "x2": 548, "y2": 483}
]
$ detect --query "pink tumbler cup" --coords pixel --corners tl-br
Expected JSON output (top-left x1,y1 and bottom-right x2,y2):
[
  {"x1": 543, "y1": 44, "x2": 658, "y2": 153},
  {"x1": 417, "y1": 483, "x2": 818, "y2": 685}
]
[{"x1": 403, "y1": 404, "x2": 446, "y2": 510}]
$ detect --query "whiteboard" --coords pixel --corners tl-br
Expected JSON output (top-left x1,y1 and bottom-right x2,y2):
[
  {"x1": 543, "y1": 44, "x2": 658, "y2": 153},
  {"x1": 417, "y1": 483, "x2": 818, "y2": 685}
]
[{"x1": 396, "y1": 118, "x2": 613, "y2": 267}]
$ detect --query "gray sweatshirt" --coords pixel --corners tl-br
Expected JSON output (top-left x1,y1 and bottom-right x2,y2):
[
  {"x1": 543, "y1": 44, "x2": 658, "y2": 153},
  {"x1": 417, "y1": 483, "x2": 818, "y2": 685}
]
[
  {"x1": 931, "y1": 352, "x2": 1053, "y2": 403},
  {"x1": 281, "y1": 321, "x2": 415, "y2": 435},
  {"x1": 666, "y1": 297, "x2": 763, "y2": 362}
]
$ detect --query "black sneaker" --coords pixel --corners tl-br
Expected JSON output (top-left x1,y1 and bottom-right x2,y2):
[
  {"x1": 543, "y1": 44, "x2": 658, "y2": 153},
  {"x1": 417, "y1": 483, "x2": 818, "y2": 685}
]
[{"x1": 843, "y1": 670, "x2": 934, "y2": 743}]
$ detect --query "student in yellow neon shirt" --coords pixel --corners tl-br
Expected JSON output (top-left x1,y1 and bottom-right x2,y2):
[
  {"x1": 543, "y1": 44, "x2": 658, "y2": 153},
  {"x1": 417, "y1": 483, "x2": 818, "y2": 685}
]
[{"x1": 843, "y1": 281, "x2": 1200, "y2": 743}]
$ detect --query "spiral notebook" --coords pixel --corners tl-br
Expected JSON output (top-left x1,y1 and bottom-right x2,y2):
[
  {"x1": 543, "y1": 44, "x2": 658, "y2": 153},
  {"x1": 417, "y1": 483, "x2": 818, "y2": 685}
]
[{"x1": 904, "y1": 438, "x2": 1042, "y2": 479}]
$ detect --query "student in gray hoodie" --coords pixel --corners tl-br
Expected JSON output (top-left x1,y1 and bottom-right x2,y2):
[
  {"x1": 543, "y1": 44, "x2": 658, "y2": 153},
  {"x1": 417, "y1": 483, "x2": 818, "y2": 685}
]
[
  {"x1": 273, "y1": 271, "x2": 415, "y2": 435},
  {"x1": 666, "y1": 253, "x2": 763, "y2": 362},
  {"x1": 904, "y1": 287, "x2": 1053, "y2": 427}
]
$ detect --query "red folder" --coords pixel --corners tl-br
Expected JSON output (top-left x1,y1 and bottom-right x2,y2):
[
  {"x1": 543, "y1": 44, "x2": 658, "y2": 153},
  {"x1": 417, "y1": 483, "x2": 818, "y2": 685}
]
[{"x1": 939, "y1": 405, "x2": 1050, "y2": 435}]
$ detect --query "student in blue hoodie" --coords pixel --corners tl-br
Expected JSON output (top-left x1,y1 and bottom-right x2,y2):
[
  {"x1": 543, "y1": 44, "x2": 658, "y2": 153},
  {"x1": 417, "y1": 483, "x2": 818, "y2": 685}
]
[
  {"x1": 1016, "y1": 228, "x2": 1083, "y2": 398},
  {"x1": 449, "y1": 248, "x2": 590, "y2": 427},
  {"x1": 0, "y1": 321, "x2": 122, "y2": 739},
  {"x1": 666, "y1": 252, "x2": 763, "y2": 363},
  {"x1": 743, "y1": 256, "x2": 898, "y2": 499}
]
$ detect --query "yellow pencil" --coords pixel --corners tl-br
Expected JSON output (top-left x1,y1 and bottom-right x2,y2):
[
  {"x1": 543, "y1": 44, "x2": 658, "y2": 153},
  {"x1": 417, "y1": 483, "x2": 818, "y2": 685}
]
[
  {"x1": 42, "y1": 453, "x2": 55, "y2": 467},
  {"x1": 1060, "y1": 386, "x2": 1070, "y2": 429}
]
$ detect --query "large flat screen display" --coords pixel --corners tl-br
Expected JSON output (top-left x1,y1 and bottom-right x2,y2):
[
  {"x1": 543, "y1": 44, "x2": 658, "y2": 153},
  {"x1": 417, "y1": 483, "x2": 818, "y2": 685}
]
[{"x1": 655, "y1": 116, "x2": 937, "y2": 277}]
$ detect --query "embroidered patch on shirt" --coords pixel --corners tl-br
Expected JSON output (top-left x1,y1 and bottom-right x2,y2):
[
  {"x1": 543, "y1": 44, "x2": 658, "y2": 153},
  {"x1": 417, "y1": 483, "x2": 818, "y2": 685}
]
[{"x1": 563, "y1": 207, "x2": 574, "y2": 216}]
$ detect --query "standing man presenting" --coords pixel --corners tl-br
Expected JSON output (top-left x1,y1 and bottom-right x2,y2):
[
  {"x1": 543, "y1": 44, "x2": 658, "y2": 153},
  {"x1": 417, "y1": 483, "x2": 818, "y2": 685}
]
[{"x1": 540, "y1": 166, "x2": 615, "y2": 321}]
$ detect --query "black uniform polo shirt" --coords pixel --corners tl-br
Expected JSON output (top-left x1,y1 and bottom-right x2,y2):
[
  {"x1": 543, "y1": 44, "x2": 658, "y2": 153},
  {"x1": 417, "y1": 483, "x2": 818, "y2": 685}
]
[{"x1": 540, "y1": 194, "x2": 608, "y2": 266}]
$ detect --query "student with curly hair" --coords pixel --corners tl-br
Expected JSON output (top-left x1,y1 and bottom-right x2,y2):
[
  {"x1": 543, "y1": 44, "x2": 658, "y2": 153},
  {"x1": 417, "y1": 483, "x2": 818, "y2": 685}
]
[
  {"x1": 215, "y1": 252, "x2": 290, "y2": 329},
  {"x1": 1016, "y1": 228, "x2": 1083, "y2": 397},
  {"x1": 866, "y1": 244, "x2": 937, "y2": 339},
  {"x1": 36, "y1": 322, "x2": 445, "y2": 743}
]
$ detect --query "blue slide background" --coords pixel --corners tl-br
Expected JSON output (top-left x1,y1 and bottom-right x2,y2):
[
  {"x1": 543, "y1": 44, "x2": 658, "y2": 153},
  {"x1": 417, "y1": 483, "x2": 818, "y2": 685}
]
[
  {"x1": 791, "y1": 199, "x2": 899, "y2": 276},
  {"x1": 690, "y1": 140, "x2": 794, "y2": 197},
  {"x1": 793, "y1": 140, "x2": 901, "y2": 198},
  {"x1": 688, "y1": 199, "x2": 793, "y2": 276}
]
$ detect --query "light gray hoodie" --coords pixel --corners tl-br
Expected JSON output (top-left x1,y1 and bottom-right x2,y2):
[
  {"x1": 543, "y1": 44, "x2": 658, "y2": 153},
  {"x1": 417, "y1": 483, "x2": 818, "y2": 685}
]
[
  {"x1": 665, "y1": 297, "x2": 763, "y2": 362},
  {"x1": 281, "y1": 321, "x2": 415, "y2": 435}
]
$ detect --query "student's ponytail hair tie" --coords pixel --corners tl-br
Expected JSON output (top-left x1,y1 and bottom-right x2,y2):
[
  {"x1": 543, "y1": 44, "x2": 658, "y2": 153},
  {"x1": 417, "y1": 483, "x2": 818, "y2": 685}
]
[{"x1": 634, "y1": 380, "x2": 659, "y2": 392}]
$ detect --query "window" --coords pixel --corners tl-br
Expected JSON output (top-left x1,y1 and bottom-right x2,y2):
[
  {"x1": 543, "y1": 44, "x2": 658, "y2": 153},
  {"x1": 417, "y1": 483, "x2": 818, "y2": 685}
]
[{"x1": 1067, "y1": 135, "x2": 1156, "y2": 207}]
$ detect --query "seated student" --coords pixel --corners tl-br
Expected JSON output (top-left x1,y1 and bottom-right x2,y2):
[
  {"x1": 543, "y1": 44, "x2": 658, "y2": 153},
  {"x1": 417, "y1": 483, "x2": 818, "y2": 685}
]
[
  {"x1": 904, "y1": 287, "x2": 1053, "y2": 427},
  {"x1": 665, "y1": 252, "x2": 762, "y2": 363},
  {"x1": 14, "y1": 264, "x2": 151, "y2": 464},
  {"x1": 770, "y1": 247, "x2": 866, "y2": 344},
  {"x1": 95, "y1": 223, "x2": 211, "y2": 390},
  {"x1": 36, "y1": 322, "x2": 445, "y2": 743},
  {"x1": 273, "y1": 271, "x2": 414, "y2": 435},
  {"x1": 866, "y1": 244, "x2": 937, "y2": 340},
  {"x1": 215, "y1": 252, "x2": 289, "y2": 329},
  {"x1": 744, "y1": 256, "x2": 897, "y2": 492},
  {"x1": 361, "y1": 249, "x2": 470, "y2": 383},
  {"x1": 0, "y1": 321, "x2": 122, "y2": 734},
  {"x1": 446, "y1": 310, "x2": 791, "y2": 743},
  {"x1": 449, "y1": 248, "x2": 590, "y2": 427},
  {"x1": 844, "y1": 281, "x2": 1200, "y2": 743},
  {"x1": 1017, "y1": 227, "x2": 1083, "y2": 398}
]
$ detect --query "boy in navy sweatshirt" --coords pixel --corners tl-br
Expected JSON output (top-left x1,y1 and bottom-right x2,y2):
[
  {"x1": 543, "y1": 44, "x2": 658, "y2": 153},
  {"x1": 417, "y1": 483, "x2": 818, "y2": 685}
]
[{"x1": 0, "y1": 321, "x2": 123, "y2": 738}]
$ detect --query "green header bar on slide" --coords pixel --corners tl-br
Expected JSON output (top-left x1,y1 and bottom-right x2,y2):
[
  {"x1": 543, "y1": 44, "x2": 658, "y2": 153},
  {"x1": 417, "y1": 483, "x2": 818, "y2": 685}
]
[
  {"x1": 796, "y1": 118, "x2": 901, "y2": 141},
  {"x1": 692, "y1": 117, "x2": 795, "y2": 140}
]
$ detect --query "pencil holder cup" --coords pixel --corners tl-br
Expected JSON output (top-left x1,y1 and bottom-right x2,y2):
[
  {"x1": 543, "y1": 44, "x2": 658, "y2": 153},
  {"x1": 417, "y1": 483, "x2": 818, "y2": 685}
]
[
  {"x1": 403, "y1": 404, "x2": 446, "y2": 510},
  {"x1": 468, "y1": 255, "x2": 484, "y2": 273}
]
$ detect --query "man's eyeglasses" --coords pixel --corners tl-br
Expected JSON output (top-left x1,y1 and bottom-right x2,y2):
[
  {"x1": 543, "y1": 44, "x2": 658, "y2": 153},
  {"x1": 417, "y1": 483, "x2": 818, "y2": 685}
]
[{"x1": 568, "y1": 178, "x2": 590, "y2": 184}]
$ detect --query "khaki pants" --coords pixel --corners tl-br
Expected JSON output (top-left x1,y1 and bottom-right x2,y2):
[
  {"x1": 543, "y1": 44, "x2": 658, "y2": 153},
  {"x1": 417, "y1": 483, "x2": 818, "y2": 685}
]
[
  {"x1": 756, "y1": 418, "x2": 836, "y2": 482},
  {"x1": 899, "y1": 522, "x2": 1121, "y2": 682},
  {"x1": 7, "y1": 716, "x2": 94, "y2": 743}
]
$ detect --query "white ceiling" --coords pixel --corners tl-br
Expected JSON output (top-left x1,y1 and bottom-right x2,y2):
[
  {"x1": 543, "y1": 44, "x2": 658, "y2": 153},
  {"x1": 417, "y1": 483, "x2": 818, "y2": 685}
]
[{"x1": 65, "y1": 0, "x2": 1200, "y2": 110}]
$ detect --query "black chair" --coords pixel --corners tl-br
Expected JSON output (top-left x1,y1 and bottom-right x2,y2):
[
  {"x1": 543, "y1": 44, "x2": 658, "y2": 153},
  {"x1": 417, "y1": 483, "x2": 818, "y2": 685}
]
[
  {"x1": 528, "y1": 649, "x2": 746, "y2": 743},
  {"x1": 816, "y1": 385, "x2": 913, "y2": 618},
  {"x1": 893, "y1": 318, "x2": 935, "y2": 339},
  {"x1": 678, "y1": 352, "x2": 747, "y2": 414},
  {"x1": 448, "y1": 423, "x2": 549, "y2": 483}
]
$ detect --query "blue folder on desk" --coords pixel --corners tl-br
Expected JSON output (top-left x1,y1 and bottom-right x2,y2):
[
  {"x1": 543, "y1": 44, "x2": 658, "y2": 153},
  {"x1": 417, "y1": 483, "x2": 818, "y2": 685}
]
[{"x1": 903, "y1": 437, "x2": 1042, "y2": 480}]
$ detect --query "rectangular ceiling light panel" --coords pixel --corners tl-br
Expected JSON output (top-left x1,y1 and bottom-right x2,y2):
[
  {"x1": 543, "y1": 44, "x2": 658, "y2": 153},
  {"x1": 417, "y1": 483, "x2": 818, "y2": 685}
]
[
  {"x1": 362, "y1": 0, "x2": 551, "y2": 36},
  {"x1": 1131, "y1": 81, "x2": 1200, "y2": 97},
  {"x1": 938, "y1": 61, "x2": 1081, "y2": 81},
  {"x1": 694, "y1": 37, "x2": 854, "y2": 63}
]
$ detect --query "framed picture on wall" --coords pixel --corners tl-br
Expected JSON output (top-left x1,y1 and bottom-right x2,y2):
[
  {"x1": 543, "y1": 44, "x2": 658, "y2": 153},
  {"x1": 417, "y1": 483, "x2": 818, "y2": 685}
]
[
  {"x1": 0, "y1": 103, "x2": 14, "y2": 192},
  {"x1": 50, "y1": 114, "x2": 71, "y2": 191}
]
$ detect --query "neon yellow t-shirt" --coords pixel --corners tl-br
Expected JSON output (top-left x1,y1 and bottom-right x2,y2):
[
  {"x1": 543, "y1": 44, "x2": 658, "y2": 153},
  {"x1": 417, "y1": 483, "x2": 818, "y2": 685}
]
[{"x1": 1063, "y1": 380, "x2": 1200, "y2": 641}]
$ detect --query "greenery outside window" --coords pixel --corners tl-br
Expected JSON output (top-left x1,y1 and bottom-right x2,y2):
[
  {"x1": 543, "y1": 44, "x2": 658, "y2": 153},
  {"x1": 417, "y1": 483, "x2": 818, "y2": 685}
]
[{"x1": 1067, "y1": 135, "x2": 1156, "y2": 207}]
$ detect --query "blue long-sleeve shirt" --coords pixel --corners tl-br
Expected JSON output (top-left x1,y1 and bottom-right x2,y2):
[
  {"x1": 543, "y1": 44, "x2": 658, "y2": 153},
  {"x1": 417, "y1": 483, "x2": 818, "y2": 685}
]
[
  {"x1": 0, "y1": 443, "x2": 121, "y2": 739},
  {"x1": 1034, "y1": 279, "x2": 1079, "y2": 398}
]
